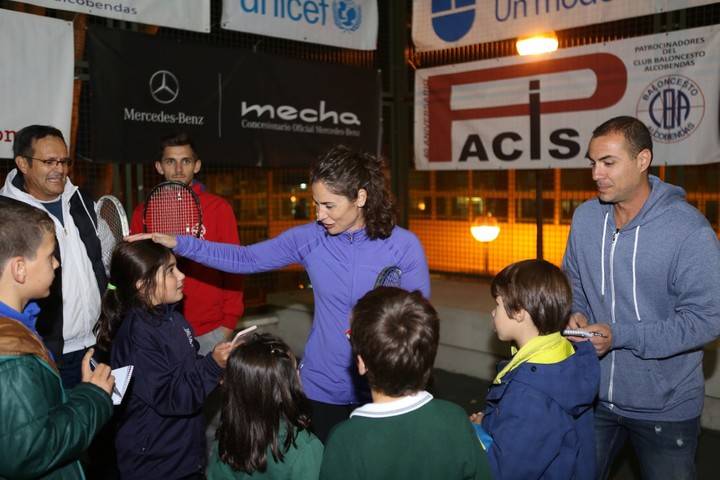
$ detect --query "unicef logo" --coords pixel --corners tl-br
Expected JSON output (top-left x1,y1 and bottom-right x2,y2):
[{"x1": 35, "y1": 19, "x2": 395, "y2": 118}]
[
  {"x1": 149, "y1": 70, "x2": 180, "y2": 105},
  {"x1": 432, "y1": 0, "x2": 475, "y2": 42},
  {"x1": 333, "y1": 0, "x2": 361, "y2": 32},
  {"x1": 636, "y1": 74, "x2": 705, "y2": 144}
]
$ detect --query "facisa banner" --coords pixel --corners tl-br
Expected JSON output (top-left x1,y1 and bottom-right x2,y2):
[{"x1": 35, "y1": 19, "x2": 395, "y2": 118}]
[
  {"x1": 0, "y1": 9, "x2": 73, "y2": 158},
  {"x1": 18, "y1": 0, "x2": 210, "y2": 32},
  {"x1": 221, "y1": 0, "x2": 378, "y2": 50},
  {"x1": 87, "y1": 27, "x2": 381, "y2": 166},
  {"x1": 413, "y1": 0, "x2": 718, "y2": 51},
  {"x1": 414, "y1": 24, "x2": 720, "y2": 170}
]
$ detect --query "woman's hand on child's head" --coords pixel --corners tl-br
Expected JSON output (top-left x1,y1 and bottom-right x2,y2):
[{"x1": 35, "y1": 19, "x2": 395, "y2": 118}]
[
  {"x1": 211, "y1": 341, "x2": 233, "y2": 369},
  {"x1": 469, "y1": 412, "x2": 484, "y2": 425},
  {"x1": 124, "y1": 232, "x2": 178, "y2": 249},
  {"x1": 81, "y1": 348, "x2": 116, "y2": 396}
]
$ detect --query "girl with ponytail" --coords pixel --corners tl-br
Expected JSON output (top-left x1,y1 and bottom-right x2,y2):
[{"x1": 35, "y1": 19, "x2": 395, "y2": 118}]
[{"x1": 95, "y1": 240, "x2": 232, "y2": 479}]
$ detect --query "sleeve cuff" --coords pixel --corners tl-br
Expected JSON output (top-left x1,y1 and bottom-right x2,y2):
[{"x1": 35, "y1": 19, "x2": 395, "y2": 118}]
[
  {"x1": 203, "y1": 352, "x2": 223, "y2": 377},
  {"x1": 222, "y1": 316, "x2": 238, "y2": 330},
  {"x1": 611, "y1": 323, "x2": 639, "y2": 350},
  {"x1": 173, "y1": 235, "x2": 191, "y2": 256}
]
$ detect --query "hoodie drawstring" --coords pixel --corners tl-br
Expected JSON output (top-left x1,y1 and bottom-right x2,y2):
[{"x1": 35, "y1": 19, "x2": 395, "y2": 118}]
[
  {"x1": 602, "y1": 211, "x2": 641, "y2": 321},
  {"x1": 632, "y1": 226, "x2": 641, "y2": 321},
  {"x1": 601, "y1": 212, "x2": 608, "y2": 296}
]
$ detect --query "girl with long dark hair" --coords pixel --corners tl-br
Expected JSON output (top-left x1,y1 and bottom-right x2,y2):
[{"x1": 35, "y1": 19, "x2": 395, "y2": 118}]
[
  {"x1": 95, "y1": 240, "x2": 232, "y2": 479},
  {"x1": 208, "y1": 333, "x2": 323, "y2": 479}
]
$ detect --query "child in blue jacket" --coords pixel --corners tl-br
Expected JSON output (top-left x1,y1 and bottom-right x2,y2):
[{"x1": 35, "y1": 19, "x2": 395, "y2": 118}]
[
  {"x1": 471, "y1": 259, "x2": 600, "y2": 480},
  {"x1": 95, "y1": 240, "x2": 233, "y2": 479}
]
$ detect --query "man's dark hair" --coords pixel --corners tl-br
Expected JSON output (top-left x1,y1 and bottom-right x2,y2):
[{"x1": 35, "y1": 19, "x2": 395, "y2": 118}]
[
  {"x1": 491, "y1": 259, "x2": 572, "y2": 335},
  {"x1": 0, "y1": 197, "x2": 55, "y2": 271},
  {"x1": 591, "y1": 116, "x2": 653, "y2": 160},
  {"x1": 351, "y1": 287, "x2": 439, "y2": 397},
  {"x1": 12, "y1": 125, "x2": 65, "y2": 164},
  {"x1": 157, "y1": 132, "x2": 197, "y2": 161}
]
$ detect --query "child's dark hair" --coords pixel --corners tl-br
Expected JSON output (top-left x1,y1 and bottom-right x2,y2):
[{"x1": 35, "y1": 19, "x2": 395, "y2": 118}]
[
  {"x1": 94, "y1": 240, "x2": 173, "y2": 350},
  {"x1": 350, "y1": 287, "x2": 439, "y2": 397},
  {"x1": 0, "y1": 197, "x2": 55, "y2": 269},
  {"x1": 216, "y1": 333, "x2": 311, "y2": 473},
  {"x1": 491, "y1": 259, "x2": 572, "y2": 334},
  {"x1": 310, "y1": 145, "x2": 395, "y2": 240}
]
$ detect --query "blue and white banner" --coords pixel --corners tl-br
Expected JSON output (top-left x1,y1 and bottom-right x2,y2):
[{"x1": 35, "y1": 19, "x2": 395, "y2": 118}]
[
  {"x1": 0, "y1": 9, "x2": 73, "y2": 158},
  {"x1": 17, "y1": 0, "x2": 210, "y2": 32},
  {"x1": 221, "y1": 0, "x2": 378, "y2": 50},
  {"x1": 415, "y1": 24, "x2": 720, "y2": 170},
  {"x1": 413, "y1": 0, "x2": 718, "y2": 51}
]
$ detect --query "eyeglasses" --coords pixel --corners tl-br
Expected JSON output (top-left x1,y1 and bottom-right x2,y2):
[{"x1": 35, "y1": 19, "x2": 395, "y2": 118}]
[{"x1": 24, "y1": 156, "x2": 73, "y2": 168}]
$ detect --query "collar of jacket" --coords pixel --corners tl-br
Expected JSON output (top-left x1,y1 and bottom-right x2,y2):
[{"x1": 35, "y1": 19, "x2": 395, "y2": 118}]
[
  {"x1": 0, "y1": 316, "x2": 57, "y2": 371},
  {"x1": 494, "y1": 332, "x2": 574, "y2": 384}
]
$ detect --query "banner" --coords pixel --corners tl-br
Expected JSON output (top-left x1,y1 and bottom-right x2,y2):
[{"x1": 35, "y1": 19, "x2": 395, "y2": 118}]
[
  {"x1": 413, "y1": 0, "x2": 718, "y2": 51},
  {"x1": 87, "y1": 27, "x2": 381, "y2": 166},
  {"x1": 18, "y1": 0, "x2": 210, "y2": 32},
  {"x1": 0, "y1": 9, "x2": 73, "y2": 158},
  {"x1": 414, "y1": 24, "x2": 720, "y2": 170},
  {"x1": 221, "y1": 0, "x2": 378, "y2": 50}
]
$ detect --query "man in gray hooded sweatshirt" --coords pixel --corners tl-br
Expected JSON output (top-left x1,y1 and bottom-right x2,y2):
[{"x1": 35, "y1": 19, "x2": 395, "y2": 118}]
[{"x1": 563, "y1": 116, "x2": 720, "y2": 480}]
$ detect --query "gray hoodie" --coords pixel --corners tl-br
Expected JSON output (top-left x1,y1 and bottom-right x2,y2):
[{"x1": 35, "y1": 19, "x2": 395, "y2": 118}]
[{"x1": 563, "y1": 175, "x2": 720, "y2": 421}]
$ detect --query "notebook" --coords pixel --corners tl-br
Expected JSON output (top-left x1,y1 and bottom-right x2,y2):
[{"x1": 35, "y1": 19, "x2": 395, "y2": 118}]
[{"x1": 111, "y1": 365, "x2": 134, "y2": 405}]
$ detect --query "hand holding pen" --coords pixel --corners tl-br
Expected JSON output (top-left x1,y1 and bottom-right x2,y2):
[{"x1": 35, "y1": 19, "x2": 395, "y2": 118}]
[{"x1": 82, "y1": 348, "x2": 116, "y2": 397}]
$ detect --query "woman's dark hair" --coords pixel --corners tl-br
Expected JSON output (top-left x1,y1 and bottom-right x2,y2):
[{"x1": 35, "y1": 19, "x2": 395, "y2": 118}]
[
  {"x1": 491, "y1": 259, "x2": 572, "y2": 335},
  {"x1": 310, "y1": 145, "x2": 395, "y2": 240},
  {"x1": 94, "y1": 240, "x2": 173, "y2": 350},
  {"x1": 216, "y1": 333, "x2": 311, "y2": 473}
]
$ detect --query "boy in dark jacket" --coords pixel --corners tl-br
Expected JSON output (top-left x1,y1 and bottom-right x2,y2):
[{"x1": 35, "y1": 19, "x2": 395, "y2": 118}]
[
  {"x1": 320, "y1": 287, "x2": 491, "y2": 480},
  {"x1": 472, "y1": 259, "x2": 600, "y2": 480},
  {"x1": 0, "y1": 197, "x2": 115, "y2": 479}
]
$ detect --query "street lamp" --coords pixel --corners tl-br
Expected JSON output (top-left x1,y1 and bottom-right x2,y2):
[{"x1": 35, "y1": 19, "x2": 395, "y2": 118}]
[{"x1": 470, "y1": 213, "x2": 500, "y2": 274}]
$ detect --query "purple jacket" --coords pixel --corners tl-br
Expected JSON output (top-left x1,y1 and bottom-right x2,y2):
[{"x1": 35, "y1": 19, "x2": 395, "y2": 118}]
[{"x1": 175, "y1": 222, "x2": 430, "y2": 404}]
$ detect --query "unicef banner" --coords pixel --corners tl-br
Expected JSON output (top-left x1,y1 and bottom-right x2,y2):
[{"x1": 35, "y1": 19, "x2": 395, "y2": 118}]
[
  {"x1": 413, "y1": 0, "x2": 717, "y2": 51},
  {"x1": 87, "y1": 27, "x2": 380, "y2": 166},
  {"x1": 221, "y1": 0, "x2": 378, "y2": 50},
  {"x1": 18, "y1": 0, "x2": 210, "y2": 32},
  {"x1": 414, "y1": 24, "x2": 720, "y2": 170},
  {"x1": 0, "y1": 9, "x2": 73, "y2": 158}
]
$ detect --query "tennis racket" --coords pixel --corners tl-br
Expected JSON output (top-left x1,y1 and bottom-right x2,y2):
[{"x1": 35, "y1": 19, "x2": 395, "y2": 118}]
[
  {"x1": 95, "y1": 195, "x2": 129, "y2": 275},
  {"x1": 143, "y1": 181, "x2": 203, "y2": 237},
  {"x1": 374, "y1": 266, "x2": 402, "y2": 288}
]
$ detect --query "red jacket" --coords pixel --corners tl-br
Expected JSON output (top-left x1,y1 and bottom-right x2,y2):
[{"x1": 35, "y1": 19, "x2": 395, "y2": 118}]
[{"x1": 130, "y1": 181, "x2": 244, "y2": 336}]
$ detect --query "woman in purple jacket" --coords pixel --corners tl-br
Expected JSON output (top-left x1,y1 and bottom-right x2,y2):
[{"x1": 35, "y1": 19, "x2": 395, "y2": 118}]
[{"x1": 130, "y1": 145, "x2": 430, "y2": 442}]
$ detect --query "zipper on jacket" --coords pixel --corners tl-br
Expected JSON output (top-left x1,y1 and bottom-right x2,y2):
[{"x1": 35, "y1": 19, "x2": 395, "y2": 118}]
[{"x1": 608, "y1": 228, "x2": 619, "y2": 408}]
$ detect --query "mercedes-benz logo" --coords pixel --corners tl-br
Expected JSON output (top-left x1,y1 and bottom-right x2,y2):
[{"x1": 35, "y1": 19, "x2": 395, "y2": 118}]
[{"x1": 149, "y1": 70, "x2": 179, "y2": 104}]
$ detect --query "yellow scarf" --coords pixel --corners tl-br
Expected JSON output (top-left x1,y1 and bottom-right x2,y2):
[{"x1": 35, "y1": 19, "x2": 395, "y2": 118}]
[{"x1": 494, "y1": 332, "x2": 574, "y2": 384}]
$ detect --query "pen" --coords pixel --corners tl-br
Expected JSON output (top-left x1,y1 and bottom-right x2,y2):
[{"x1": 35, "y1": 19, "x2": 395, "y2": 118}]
[{"x1": 89, "y1": 357, "x2": 121, "y2": 397}]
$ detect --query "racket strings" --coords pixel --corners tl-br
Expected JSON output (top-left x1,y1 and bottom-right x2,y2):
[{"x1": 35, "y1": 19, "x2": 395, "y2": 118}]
[{"x1": 145, "y1": 185, "x2": 201, "y2": 236}]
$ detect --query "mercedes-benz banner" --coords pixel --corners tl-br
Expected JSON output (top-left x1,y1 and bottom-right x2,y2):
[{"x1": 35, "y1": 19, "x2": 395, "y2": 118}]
[{"x1": 87, "y1": 27, "x2": 381, "y2": 167}]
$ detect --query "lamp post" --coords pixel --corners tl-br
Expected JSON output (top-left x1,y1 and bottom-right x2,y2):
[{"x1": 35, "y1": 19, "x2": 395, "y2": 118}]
[{"x1": 470, "y1": 213, "x2": 501, "y2": 275}]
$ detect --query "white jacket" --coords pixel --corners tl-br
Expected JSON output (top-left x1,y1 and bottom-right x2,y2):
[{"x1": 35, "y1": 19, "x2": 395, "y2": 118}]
[{"x1": 1, "y1": 169, "x2": 102, "y2": 353}]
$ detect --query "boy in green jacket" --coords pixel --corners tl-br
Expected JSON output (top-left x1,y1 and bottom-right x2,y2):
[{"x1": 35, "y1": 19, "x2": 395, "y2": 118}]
[
  {"x1": 0, "y1": 197, "x2": 115, "y2": 479},
  {"x1": 320, "y1": 287, "x2": 491, "y2": 480}
]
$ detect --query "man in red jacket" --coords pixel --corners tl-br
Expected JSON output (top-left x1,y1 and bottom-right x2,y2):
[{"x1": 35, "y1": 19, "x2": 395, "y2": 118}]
[{"x1": 130, "y1": 132, "x2": 244, "y2": 352}]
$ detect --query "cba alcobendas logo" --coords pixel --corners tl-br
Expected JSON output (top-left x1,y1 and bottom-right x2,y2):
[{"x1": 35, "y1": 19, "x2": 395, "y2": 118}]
[
  {"x1": 333, "y1": 0, "x2": 361, "y2": 32},
  {"x1": 636, "y1": 74, "x2": 705, "y2": 144},
  {"x1": 432, "y1": 0, "x2": 475, "y2": 42}
]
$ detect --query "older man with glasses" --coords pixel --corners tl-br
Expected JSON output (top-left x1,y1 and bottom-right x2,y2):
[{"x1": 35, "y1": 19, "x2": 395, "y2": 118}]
[{"x1": 0, "y1": 125, "x2": 107, "y2": 389}]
